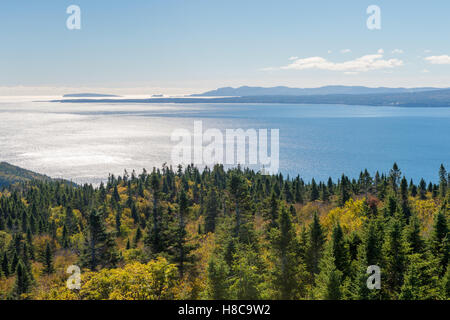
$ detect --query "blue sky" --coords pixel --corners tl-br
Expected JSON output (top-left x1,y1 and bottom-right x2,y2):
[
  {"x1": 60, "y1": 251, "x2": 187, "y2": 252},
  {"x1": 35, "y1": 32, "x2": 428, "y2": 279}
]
[{"x1": 1, "y1": 0, "x2": 450, "y2": 95}]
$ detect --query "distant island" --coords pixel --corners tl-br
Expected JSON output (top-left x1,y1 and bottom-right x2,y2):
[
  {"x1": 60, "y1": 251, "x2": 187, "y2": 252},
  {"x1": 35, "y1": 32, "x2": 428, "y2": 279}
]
[
  {"x1": 63, "y1": 93, "x2": 120, "y2": 98},
  {"x1": 52, "y1": 87, "x2": 450, "y2": 108}
]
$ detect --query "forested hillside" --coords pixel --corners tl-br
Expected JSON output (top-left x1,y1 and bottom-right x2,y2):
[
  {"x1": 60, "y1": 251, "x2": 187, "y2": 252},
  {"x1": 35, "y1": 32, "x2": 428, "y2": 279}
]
[
  {"x1": 0, "y1": 162, "x2": 52, "y2": 188},
  {"x1": 0, "y1": 163, "x2": 448, "y2": 300}
]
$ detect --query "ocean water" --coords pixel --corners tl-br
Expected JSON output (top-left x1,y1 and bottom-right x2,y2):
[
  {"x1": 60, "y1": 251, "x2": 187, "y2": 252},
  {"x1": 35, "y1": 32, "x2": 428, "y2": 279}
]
[{"x1": 0, "y1": 97, "x2": 449, "y2": 185}]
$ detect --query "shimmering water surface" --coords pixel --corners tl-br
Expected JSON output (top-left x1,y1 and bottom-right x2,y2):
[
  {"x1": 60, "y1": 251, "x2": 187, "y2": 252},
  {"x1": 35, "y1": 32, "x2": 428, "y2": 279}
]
[{"x1": 0, "y1": 97, "x2": 449, "y2": 185}]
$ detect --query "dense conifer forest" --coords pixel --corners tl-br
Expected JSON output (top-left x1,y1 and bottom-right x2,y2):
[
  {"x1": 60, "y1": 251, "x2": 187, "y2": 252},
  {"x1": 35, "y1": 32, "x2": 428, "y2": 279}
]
[{"x1": 0, "y1": 163, "x2": 448, "y2": 300}]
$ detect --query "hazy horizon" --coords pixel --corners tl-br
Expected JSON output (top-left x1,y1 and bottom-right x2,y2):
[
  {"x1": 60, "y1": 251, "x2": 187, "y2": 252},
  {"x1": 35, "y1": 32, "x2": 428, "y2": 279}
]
[{"x1": 2, "y1": 83, "x2": 450, "y2": 97}]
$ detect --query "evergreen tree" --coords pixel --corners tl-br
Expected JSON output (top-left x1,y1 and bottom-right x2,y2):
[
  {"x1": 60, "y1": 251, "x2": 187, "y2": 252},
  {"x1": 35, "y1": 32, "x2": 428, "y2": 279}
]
[
  {"x1": 10, "y1": 260, "x2": 31, "y2": 299},
  {"x1": 1, "y1": 251, "x2": 9, "y2": 277},
  {"x1": 443, "y1": 266, "x2": 450, "y2": 299},
  {"x1": 439, "y1": 164, "x2": 448, "y2": 198},
  {"x1": 229, "y1": 245, "x2": 263, "y2": 300},
  {"x1": 349, "y1": 218, "x2": 384, "y2": 300},
  {"x1": 112, "y1": 185, "x2": 121, "y2": 204},
  {"x1": 228, "y1": 173, "x2": 254, "y2": 243},
  {"x1": 330, "y1": 223, "x2": 350, "y2": 278},
  {"x1": 404, "y1": 215, "x2": 425, "y2": 254},
  {"x1": 305, "y1": 213, "x2": 326, "y2": 282},
  {"x1": 389, "y1": 163, "x2": 401, "y2": 193},
  {"x1": 418, "y1": 178, "x2": 427, "y2": 200},
  {"x1": 42, "y1": 242, "x2": 54, "y2": 275},
  {"x1": 131, "y1": 203, "x2": 139, "y2": 225},
  {"x1": 310, "y1": 179, "x2": 319, "y2": 202},
  {"x1": 172, "y1": 189, "x2": 196, "y2": 277},
  {"x1": 320, "y1": 183, "x2": 329, "y2": 202},
  {"x1": 429, "y1": 208, "x2": 449, "y2": 276},
  {"x1": 269, "y1": 207, "x2": 305, "y2": 299},
  {"x1": 264, "y1": 192, "x2": 279, "y2": 231},
  {"x1": 338, "y1": 175, "x2": 350, "y2": 207},
  {"x1": 382, "y1": 218, "x2": 407, "y2": 298},
  {"x1": 115, "y1": 207, "x2": 122, "y2": 235},
  {"x1": 315, "y1": 248, "x2": 343, "y2": 300},
  {"x1": 80, "y1": 209, "x2": 119, "y2": 270},
  {"x1": 145, "y1": 174, "x2": 164, "y2": 255},
  {"x1": 360, "y1": 169, "x2": 372, "y2": 197},
  {"x1": 399, "y1": 253, "x2": 440, "y2": 300},
  {"x1": 133, "y1": 227, "x2": 142, "y2": 247},
  {"x1": 61, "y1": 224, "x2": 69, "y2": 249},
  {"x1": 204, "y1": 188, "x2": 219, "y2": 233},
  {"x1": 410, "y1": 181, "x2": 418, "y2": 197},
  {"x1": 205, "y1": 255, "x2": 229, "y2": 299},
  {"x1": 65, "y1": 206, "x2": 79, "y2": 235},
  {"x1": 399, "y1": 176, "x2": 411, "y2": 220}
]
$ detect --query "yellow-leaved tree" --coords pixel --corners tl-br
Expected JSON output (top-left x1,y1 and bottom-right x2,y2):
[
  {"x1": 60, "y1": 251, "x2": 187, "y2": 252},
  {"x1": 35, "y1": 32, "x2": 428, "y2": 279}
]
[
  {"x1": 322, "y1": 198, "x2": 368, "y2": 235},
  {"x1": 80, "y1": 257, "x2": 179, "y2": 300},
  {"x1": 37, "y1": 257, "x2": 179, "y2": 300}
]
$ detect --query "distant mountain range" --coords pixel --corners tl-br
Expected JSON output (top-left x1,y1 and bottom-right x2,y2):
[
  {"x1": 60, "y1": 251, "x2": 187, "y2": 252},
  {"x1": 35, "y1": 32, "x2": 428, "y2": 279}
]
[
  {"x1": 54, "y1": 87, "x2": 450, "y2": 108},
  {"x1": 63, "y1": 93, "x2": 120, "y2": 98},
  {"x1": 0, "y1": 162, "x2": 74, "y2": 188},
  {"x1": 191, "y1": 85, "x2": 443, "y2": 97}
]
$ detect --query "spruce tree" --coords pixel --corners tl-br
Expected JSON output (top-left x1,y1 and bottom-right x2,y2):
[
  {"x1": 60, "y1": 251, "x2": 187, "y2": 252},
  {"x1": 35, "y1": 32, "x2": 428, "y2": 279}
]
[
  {"x1": 42, "y1": 242, "x2": 54, "y2": 275},
  {"x1": 389, "y1": 162, "x2": 401, "y2": 193},
  {"x1": 429, "y1": 208, "x2": 449, "y2": 276},
  {"x1": 404, "y1": 214, "x2": 425, "y2": 254},
  {"x1": 439, "y1": 164, "x2": 448, "y2": 198},
  {"x1": 112, "y1": 185, "x2": 121, "y2": 204},
  {"x1": 10, "y1": 260, "x2": 31, "y2": 299},
  {"x1": 264, "y1": 192, "x2": 279, "y2": 232},
  {"x1": 349, "y1": 218, "x2": 384, "y2": 300},
  {"x1": 1, "y1": 251, "x2": 9, "y2": 277},
  {"x1": 382, "y1": 218, "x2": 407, "y2": 298},
  {"x1": 145, "y1": 174, "x2": 164, "y2": 255},
  {"x1": 269, "y1": 206, "x2": 305, "y2": 299},
  {"x1": 399, "y1": 253, "x2": 440, "y2": 300},
  {"x1": 315, "y1": 247, "x2": 343, "y2": 300},
  {"x1": 229, "y1": 245, "x2": 263, "y2": 300},
  {"x1": 228, "y1": 173, "x2": 254, "y2": 243},
  {"x1": 133, "y1": 227, "x2": 142, "y2": 247},
  {"x1": 418, "y1": 178, "x2": 427, "y2": 200},
  {"x1": 305, "y1": 213, "x2": 326, "y2": 282},
  {"x1": 338, "y1": 175, "x2": 350, "y2": 207},
  {"x1": 10, "y1": 250, "x2": 18, "y2": 273},
  {"x1": 172, "y1": 189, "x2": 196, "y2": 277},
  {"x1": 443, "y1": 266, "x2": 450, "y2": 299},
  {"x1": 115, "y1": 207, "x2": 122, "y2": 235},
  {"x1": 65, "y1": 206, "x2": 79, "y2": 235},
  {"x1": 204, "y1": 187, "x2": 219, "y2": 233},
  {"x1": 206, "y1": 255, "x2": 229, "y2": 299},
  {"x1": 61, "y1": 224, "x2": 69, "y2": 249},
  {"x1": 80, "y1": 209, "x2": 119, "y2": 270},
  {"x1": 330, "y1": 223, "x2": 350, "y2": 278},
  {"x1": 310, "y1": 179, "x2": 319, "y2": 202},
  {"x1": 399, "y1": 176, "x2": 411, "y2": 220}
]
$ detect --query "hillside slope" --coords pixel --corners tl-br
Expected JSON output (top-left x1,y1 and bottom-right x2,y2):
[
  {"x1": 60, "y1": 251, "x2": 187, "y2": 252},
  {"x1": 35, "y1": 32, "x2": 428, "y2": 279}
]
[{"x1": 0, "y1": 162, "x2": 52, "y2": 187}]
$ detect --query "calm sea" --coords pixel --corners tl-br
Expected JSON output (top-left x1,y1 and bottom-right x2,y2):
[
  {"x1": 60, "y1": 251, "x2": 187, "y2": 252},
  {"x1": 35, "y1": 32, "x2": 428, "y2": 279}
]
[{"x1": 0, "y1": 97, "x2": 449, "y2": 185}]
